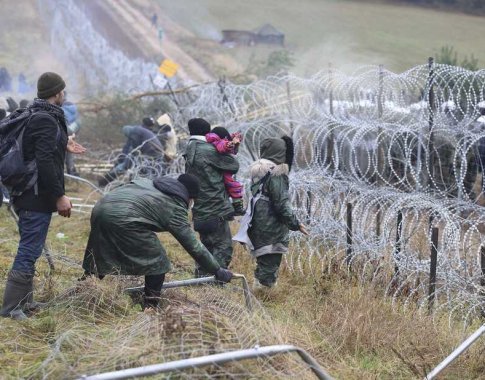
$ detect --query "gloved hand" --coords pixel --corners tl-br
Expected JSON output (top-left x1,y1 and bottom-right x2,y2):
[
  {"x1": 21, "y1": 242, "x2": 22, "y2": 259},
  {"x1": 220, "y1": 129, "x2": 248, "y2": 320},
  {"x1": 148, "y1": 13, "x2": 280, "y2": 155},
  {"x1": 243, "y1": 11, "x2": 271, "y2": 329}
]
[
  {"x1": 215, "y1": 268, "x2": 233, "y2": 283},
  {"x1": 232, "y1": 199, "x2": 246, "y2": 216}
]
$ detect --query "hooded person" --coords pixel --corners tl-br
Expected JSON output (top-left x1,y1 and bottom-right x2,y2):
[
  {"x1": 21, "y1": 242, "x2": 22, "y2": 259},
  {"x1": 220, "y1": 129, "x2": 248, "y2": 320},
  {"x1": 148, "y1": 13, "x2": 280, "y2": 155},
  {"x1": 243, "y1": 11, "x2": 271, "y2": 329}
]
[
  {"x1": 121, "y1": 123, "x2": 164, "y2": 159},
  {"x1": 62, "y1": 94, "x2": 81, "y2": 176},
  {"x1": 142, "y1": 117, "x2": 156, "y2": 130},
  {"x1": 82, "y1": 174, "x2": 233, "y2": 309},
  {"x1": 184, "y1": 118, "x2": 239, "y2": 276},
  {"x1": 206, "y1": 126, "x2": 245, "y2": 215},
  {"x1": 99, "y1": 122, "x2": 165, "y2": 187},
  {"x1": 156, "y1": 113, "x2": 178, "y2": 162},
  {"x1": 243, "y1": 136, "x2": 308, "y2": 288}
]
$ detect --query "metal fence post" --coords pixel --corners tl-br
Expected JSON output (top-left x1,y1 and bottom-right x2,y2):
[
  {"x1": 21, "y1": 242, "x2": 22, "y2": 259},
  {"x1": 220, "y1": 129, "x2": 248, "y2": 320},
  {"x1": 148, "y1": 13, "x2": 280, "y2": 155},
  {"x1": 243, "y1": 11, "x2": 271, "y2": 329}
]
[
  {"x1": 427, "y1": 57, "x2": 436, "y2": 190},
  {"x1": 346, "y1": 203, "x2": 353, "y2": 268},
  {"x1": 286, "y1": 73, "x2": 295, "y2": 139},
  {"x1": 375, "y1": 64, "x2": 385, "y2": 238},
  {"x1": 306, "y1": 190, "x2": 312, "y2": 224},
  {"x1": 428, "y1": 227, "x2": 439, "y2": 312},
  {"x1": 481, "y1": 246, "x2": 485, "y2": 288},
  {"x1": 326, "y1": 63, "x2": 335, "y2": 171},
  {"x1": 394, "y1": 210, "x2": 403, "y2": 276},
  {"x1": 329, "y1": 63, "x2": 334, "y2": 117}
]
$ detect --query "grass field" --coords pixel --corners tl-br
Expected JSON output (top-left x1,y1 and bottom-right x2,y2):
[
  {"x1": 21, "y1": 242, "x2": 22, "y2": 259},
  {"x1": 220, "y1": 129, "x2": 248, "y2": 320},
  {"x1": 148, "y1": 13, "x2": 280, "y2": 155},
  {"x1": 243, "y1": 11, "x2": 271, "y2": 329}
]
[
  {"x1": 0, "y1": 180, "x2": 484, "y2": 379},
  {"x1": 155, "y1": 0, "x2": 485, "y2": 75}
]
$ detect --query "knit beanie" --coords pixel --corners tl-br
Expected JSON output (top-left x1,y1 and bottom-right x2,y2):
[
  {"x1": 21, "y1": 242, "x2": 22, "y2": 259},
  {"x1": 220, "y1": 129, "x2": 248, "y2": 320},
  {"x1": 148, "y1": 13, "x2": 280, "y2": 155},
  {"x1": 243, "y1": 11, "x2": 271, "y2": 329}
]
[
  {"x1": 37, "y1": 72, "x2": 66, "y2": 99},
  {"x1": 188, "y1": 118, "x2": 211, "y2": 136},
  {"x1": 177, "y1": 174, "x2": 200, "y2": 198},
  {"x1": 211, "y1": 126, "x2": 231, "y2": 140},
  {"x1": 142, "y1": 117, "x2": 155, "y2": 128}
]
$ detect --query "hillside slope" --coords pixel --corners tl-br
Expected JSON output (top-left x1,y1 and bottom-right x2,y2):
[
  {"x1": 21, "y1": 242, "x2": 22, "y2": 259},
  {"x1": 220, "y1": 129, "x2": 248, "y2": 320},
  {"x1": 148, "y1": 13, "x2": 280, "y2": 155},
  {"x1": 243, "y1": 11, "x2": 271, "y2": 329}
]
[{"x1": 154, "y1": 0, "x2": 485, "y2": 74}]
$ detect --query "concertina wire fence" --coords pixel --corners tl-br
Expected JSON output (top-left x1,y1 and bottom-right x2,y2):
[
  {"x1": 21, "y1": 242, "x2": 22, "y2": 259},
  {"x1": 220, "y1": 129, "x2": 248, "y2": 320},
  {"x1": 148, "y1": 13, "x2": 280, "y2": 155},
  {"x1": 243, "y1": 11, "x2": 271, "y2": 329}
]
[
  {"x1": 61, "y1": 61, "x2": 485, "y2": 321},
  {"x1": 148, "y1": 61, "x2": 485, "y2": 323}
]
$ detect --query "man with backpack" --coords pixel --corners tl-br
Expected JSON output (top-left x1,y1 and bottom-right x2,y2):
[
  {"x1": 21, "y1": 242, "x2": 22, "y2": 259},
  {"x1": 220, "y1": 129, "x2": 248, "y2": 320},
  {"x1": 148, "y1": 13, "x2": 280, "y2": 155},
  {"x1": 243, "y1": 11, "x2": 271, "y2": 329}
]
[{"x1": 0, "y1": 72, "x2": 85, "y2": 320}]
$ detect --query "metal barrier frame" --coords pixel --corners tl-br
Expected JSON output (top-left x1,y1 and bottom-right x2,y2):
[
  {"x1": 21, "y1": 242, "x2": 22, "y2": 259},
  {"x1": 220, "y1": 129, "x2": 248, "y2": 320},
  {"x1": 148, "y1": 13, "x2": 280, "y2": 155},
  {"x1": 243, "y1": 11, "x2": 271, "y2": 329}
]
[
  {"x1": 79, "y1": 344, "x2": 333, "y2": 380},
  {"x1": 425, "y1": 324, "x2": 485, "y2": 379},
  {"x1": 124, "y1": 274, "x2": 253, "y2": 311}
]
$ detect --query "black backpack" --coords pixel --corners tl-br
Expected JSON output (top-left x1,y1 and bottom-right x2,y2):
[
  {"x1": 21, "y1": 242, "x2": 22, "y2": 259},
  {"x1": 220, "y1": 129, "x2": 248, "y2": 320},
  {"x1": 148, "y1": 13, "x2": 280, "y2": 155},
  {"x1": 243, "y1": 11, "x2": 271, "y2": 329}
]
[{"x1": 0, "y1": 108, "x2": 38, "y2": 196}]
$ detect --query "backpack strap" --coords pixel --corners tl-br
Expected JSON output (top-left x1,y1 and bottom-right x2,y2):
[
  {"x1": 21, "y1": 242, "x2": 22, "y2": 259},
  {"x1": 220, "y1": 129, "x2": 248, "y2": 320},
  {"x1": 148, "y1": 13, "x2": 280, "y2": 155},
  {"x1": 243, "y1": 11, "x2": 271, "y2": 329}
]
[
  {"x1": 254, "y1": 169, "x2": 272, "y2": 196},
  {"x1": 19, "y1": 110, "x2": 61, "y2": 196}
]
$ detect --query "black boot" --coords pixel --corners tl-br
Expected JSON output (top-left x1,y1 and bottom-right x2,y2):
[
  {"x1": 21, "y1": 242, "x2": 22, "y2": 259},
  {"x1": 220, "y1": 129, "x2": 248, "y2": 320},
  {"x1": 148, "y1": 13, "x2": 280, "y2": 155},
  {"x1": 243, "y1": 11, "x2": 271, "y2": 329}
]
[
  {"x1": 124, "y1": 287, "x2": 144, "y2": 306},
  {"x1": 0, "y1": 270, "x2": 33, "y2": 320},
  {"x1": 143, "y1": 289, "x2": 161, "y2": 310},
  {"x1": 143, "y1": 274, "x2": 164, "y2": 310},
  {"x1": 24, "y1": 290, "x2": 47, "y2": 314}
]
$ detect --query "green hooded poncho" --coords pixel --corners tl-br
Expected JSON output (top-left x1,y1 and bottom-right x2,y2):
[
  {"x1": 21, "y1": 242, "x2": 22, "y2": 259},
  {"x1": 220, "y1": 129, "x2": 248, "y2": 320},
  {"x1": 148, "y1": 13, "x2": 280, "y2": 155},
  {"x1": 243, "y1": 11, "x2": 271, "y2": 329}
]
[
  {"x1": 82, "y1": 178, "x2": 220, "y2": 276},
  {"x1": 184, "y1": 137, "x2": 239, "y2": 222},
  {"x1": 247, "y1": 138, "x2": 300, "y2": 257}
]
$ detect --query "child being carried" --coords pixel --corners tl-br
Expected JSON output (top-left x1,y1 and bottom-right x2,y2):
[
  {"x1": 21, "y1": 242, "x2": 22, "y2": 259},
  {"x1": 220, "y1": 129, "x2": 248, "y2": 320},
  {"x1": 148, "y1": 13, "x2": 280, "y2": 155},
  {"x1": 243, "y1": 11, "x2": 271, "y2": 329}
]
[{"x1": 206, "y1": 127, "x2": 245, "y2": 216}]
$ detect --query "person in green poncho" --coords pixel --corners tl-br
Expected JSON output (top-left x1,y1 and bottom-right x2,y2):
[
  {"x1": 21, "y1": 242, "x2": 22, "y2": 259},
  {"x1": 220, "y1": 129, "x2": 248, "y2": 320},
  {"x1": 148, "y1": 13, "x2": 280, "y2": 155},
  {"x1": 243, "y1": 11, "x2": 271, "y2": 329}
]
[
  {"x1": 184, "y1": 118, "x2": 240, "y2": 276},
  {"x1": 247, "y1": 136, "x2": 308, "y2": 288},
  {"x1": 82, "y1": 174, "x2": 233, "y2": 309}
]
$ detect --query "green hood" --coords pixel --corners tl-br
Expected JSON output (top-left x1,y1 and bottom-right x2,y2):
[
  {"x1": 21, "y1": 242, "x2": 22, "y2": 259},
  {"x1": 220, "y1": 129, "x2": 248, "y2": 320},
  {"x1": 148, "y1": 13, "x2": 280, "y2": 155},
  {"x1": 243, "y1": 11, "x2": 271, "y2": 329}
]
[{"x1": 260, "y1": 138, "x2": 286, "y2": 164}]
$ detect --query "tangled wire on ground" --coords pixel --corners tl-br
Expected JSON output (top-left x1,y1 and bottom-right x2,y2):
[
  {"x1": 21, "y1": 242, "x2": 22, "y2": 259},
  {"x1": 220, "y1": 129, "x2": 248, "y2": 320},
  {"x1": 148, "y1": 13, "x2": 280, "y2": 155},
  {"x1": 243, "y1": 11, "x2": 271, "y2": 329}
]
[{"x1": 17, "y1": 277, "x2": 318, "y2": 379}]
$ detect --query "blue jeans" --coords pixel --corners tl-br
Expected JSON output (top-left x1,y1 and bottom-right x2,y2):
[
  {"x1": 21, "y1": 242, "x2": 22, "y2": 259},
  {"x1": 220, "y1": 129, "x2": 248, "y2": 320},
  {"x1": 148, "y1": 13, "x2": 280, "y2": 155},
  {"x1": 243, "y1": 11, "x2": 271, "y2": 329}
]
[{"x1": 12, "y1": 210, "x2": 52, "y2": 274}]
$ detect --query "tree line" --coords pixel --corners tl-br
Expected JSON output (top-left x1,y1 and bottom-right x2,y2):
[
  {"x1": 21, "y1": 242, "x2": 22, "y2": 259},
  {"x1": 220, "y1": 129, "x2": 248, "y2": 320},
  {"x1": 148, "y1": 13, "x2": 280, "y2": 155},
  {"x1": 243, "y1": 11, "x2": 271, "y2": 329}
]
[{"x1": 389, "y1": 0, "x2": 485, "y2": 15}]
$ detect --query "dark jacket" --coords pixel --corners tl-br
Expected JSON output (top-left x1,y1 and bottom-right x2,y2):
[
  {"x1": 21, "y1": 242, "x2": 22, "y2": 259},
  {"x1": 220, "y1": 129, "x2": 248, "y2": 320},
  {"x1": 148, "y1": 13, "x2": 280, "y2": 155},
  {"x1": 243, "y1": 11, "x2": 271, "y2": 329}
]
[
  {"x1": 184, "y1": 136, "x2": 239, "y2": 222},
  {"x1": 82, "y1": 177, "x2": 221, "y2": 276},
  {"x1": 13, "y1": 100, "x2": 68, "y2": 213},
  {"x1": 122, "y1": 125, "x2": 164, "y2": 158}
]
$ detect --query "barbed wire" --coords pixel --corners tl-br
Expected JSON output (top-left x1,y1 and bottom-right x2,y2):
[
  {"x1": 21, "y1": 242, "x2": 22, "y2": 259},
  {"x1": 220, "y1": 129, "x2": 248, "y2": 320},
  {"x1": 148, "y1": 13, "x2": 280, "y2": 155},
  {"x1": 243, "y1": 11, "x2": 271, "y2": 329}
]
[
  {"x1": 153, "y1": 64, "x2": 485, "y2": 322},
  {"x1": 66, "y1": 62, "x2": 485, "y2": 322}
]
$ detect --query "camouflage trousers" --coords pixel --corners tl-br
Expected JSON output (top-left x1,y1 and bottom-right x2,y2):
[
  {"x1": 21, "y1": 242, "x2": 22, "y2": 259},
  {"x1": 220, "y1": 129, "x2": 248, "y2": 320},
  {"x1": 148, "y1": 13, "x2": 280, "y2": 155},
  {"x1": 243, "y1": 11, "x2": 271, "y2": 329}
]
[
  {"x1": 255, "y1": 254, "x2": 283, "y2": 287},
  {"x1": 195, "y1": 220, "x2": 233, "y2": 277}
]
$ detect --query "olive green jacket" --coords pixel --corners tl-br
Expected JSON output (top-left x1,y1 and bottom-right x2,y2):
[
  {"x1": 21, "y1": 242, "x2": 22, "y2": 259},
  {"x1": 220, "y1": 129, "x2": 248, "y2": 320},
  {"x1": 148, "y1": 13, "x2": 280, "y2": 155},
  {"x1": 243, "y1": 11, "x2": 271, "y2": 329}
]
[
  {"x1": 247, "y1": 159, "x2": 300, "y2": 257},
  {"x1": 184, "y1": 137, "x2": 239, "y2": 222},
  {"x1": 82, "y1": 178, "x2": 220, "y2": 276}
]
